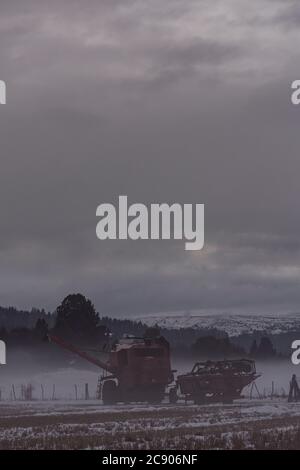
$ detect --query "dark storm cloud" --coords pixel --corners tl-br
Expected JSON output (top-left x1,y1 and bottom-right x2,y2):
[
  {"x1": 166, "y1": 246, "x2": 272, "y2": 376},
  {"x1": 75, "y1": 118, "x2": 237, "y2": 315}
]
[
  {"x1": 0, "y1": 0, "x2": 300, "y2": 316},
  {"x1": 271, "y1": 1, "x2": 300, "y2": 28}
]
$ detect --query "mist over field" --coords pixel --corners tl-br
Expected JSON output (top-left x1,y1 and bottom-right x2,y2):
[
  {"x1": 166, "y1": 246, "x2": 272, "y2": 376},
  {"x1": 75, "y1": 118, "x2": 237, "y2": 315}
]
[{"x1": 1, "y1": 351, "x2": 298, "y2": 401}]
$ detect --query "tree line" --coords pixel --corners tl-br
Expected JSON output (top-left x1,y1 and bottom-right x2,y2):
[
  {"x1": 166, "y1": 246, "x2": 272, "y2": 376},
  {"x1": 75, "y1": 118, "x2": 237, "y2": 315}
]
[{"x1": 0, "y1": 293, "x2": 279, "y2": 360}]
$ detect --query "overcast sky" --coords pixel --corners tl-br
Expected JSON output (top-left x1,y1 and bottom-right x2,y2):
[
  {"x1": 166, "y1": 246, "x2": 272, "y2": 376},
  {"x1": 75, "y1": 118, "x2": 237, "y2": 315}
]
[{"x1": 1, "y1": 0, "x2": 300, "y2": 316}]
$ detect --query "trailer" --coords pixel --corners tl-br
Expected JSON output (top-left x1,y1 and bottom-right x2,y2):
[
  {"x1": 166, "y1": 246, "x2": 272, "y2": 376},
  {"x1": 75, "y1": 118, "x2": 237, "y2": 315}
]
[{"x1": 174, "y1": 359, "x2": 259, "y2": 404}]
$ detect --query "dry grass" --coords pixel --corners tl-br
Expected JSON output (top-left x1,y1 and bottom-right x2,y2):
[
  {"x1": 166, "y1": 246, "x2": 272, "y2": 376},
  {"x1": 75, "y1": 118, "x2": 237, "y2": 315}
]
[{"x1": 1, "y1": 400, "x2": 300, "y2": 449}]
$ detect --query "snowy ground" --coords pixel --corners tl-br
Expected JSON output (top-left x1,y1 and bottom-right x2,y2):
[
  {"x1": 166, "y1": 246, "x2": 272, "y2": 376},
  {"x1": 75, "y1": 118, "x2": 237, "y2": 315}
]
[
  {"x1": 1, "y1": 399, "x2": 300, "y2": 449},
  {"x1": 138, "y1": 311, "x2": 300, "y2": 336},
  {"x1": 1, "y1": 359, "x2": 300, "y2": 449}
]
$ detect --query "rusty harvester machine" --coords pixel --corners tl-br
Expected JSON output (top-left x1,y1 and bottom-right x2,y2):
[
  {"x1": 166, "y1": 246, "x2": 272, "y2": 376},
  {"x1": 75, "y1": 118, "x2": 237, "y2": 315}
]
[{"x1": 48, "y1": 332, "x2": 174, "y2": 404}]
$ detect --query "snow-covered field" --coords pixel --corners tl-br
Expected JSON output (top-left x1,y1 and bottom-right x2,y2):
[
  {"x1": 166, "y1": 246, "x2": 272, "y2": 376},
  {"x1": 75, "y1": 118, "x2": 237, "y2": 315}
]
[
  {"x1": 1, "y1": 358, "x2": 300, "y2": 449},
  {"x1": 138, "y1": 311, "x2": 300, "y2": 336},
  {"x1": 1, "y1": 399, "x2": 300, "y2": 449}
]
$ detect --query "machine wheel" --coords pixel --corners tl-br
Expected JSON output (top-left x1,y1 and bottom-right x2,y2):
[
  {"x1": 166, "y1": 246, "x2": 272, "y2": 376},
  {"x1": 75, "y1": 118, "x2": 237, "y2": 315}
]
[
  {"x1": 169, "y1": 387, "x2": 178, "y2": 404},
  {"x1": 102, "y1": 380, "x2": 118, "y2": 405},
  {"x1": 194, "y1": 397, "x2": 204, "y2": 405},
  {"x1": 194, "y1": 392, "x2": 206, "y2": 405},
  {"x1": 221, "y1": 389, "x2": 234, "y2": 404},
  {"x1": 222, "y1": 395, "x2": 233, "y2": 404},
  {"x1": 147, "y1": 386, "x2": 165, "y2": 404},
  {"x1": 148, "y1": 392, "x2": 164, "y2": 404}
]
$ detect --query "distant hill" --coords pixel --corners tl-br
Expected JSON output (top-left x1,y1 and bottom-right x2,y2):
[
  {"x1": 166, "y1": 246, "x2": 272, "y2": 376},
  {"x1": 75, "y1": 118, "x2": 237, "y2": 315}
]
[{"x1": 138, "y1": 311, "x2": 300, "y2": 337}]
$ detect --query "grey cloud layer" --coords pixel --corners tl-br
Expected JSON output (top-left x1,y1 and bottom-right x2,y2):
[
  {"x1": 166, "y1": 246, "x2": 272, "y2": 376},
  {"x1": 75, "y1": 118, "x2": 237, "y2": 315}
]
[{"x1": 0, "y1": 0, "x2": 300, "y2": 315}]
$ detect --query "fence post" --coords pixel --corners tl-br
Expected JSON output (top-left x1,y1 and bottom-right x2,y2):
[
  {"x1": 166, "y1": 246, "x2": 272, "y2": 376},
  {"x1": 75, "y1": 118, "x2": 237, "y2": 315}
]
[{"x1": 85, "y1": 383, "x2": 89, "y2": 400}]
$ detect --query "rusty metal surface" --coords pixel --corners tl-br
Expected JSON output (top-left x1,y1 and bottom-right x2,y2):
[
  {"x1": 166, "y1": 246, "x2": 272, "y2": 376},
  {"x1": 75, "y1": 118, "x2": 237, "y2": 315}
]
[{"x1": 177, "y1": 359, "x2": 259, "y2": 403}]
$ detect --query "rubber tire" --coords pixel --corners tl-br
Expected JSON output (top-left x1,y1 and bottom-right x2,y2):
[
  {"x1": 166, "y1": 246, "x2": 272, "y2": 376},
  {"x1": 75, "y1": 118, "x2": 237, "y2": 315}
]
[
  {"x1": 169, "y1": 387, "x2": 178, "y2": 404},
  {"x1": 102, "y1": 380, "x2": 118, "y2": 405}
]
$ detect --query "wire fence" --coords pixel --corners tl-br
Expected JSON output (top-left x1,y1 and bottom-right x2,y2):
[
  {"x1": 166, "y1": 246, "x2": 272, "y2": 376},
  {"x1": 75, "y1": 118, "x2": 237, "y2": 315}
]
[{"x1": 0, "y1": 382, "x2": 96, "y2": 401}]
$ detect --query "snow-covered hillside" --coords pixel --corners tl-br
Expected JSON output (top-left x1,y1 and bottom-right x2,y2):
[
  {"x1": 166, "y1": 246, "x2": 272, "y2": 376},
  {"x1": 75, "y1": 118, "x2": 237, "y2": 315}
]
[{"x1": 137, "y1": 312, "x2": 300, "y2": 337}]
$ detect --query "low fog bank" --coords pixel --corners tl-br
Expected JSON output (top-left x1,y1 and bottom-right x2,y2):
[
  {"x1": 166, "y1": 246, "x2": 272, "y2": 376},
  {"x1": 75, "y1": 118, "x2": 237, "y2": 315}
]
[
  {"x1": 1, "y1": 354, "x2": 299, "y2": 401},
  {"x1": 0, "y1": 346, "x2": 104, "y2": 400},
  {"x1": 254, "y1": 360, "x2": 300, "y2": 396}
]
